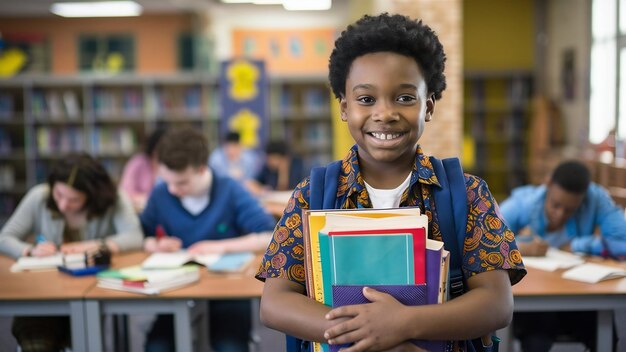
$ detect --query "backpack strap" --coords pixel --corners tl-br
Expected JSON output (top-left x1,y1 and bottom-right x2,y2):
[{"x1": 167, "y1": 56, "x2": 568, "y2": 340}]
[
  {"x1": 429, "y1": 156, "x2": 468, "y2": 299},
  {"x1": 286, "y1": 159, "x2": 342, "y2": 352},
  {"x1": 309, "y1": 160, "x2": 342, "y2": 210}
]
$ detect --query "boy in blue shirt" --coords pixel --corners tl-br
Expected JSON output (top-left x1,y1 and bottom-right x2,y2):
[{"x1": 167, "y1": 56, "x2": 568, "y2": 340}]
[
  {"x1": 500, "y1": 160, "x2": 626, "y2": 351},
  {"x1": 255, "y1": 13, "x2": 526, "y2": 351},
  {"x1": 141, "y1": 127, "x2": 276, "y2": 351},
  {"x1": 500, "y1": 160, "x2": 626, "y2": 257}
]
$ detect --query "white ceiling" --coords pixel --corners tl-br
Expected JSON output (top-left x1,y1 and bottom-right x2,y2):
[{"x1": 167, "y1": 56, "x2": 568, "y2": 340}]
[{"x1": 0, "y1": 0, "x2": 229, "y2": 17}]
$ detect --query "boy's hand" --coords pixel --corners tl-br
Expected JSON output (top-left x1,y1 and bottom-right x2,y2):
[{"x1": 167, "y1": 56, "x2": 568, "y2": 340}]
[
  {"x1": 324, "y1": 287, "x2": 412, "y2": 352},
  {"x1": 517, "y1": 237, "x2": 549, "y2": 257},
  {"x1": 144, "y1": 236, "x2": 183, "y2": 253},
  {"x1": 187, "y1": 240, "x2": 226, "y2": 254}
]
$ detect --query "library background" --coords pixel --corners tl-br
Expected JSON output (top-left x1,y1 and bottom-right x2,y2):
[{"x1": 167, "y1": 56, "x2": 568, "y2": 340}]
[{"x1": 0, "y1": 0, "x2": 619, "y2": 225}]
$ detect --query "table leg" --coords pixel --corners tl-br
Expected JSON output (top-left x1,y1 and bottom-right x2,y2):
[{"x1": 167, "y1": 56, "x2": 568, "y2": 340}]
[
  {"x1": 70, "y1": 300, "x2": 87, "y2": 352},
  {"x1": 597, "y1": 310, "x2": 613, "y2": 352},
  {"x1": 173, "y1": 300, "x2": 194, "y2": 352},
  {"x1": 85, "y1": 300, "x2": 103, "y2": 352}
]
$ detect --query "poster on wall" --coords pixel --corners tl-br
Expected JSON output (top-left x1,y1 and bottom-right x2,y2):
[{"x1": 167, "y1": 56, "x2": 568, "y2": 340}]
[
  {"x1": 219, "y1": 59, "x2": 268, "y2": 149},
  {"x1": 232, "y1": 28, "x2": 334, "y2": 75},
  {"x1": 0, "y1": 33, "x2": 50, "y2": 77}
]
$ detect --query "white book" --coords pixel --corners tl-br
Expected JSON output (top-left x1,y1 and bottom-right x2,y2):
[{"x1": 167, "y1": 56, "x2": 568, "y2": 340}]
[
  {"x1": 521, "y1": 248, "x2": 585, "y2": 272},
  {"x1": 10, "y1": 253, "x2": 86, "y2": 272},
  {"x1": 561, "y1": 262, "x2": 626, "y2": 283},
  {"x1": 142, "y1": 251, "x2": 255, "y2": 273}
]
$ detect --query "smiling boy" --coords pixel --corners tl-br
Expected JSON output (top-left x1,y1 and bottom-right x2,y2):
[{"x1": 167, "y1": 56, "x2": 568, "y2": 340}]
[{"x1": 256, "y1": 13, "x2": 525, "y2": 352}]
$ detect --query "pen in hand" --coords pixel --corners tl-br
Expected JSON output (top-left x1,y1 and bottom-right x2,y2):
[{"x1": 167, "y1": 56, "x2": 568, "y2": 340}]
[
  {"x1": 152, "y1": 225, "x2": 182, "y2": 252},
  {"x1": 29, "y1": 234, "x2": 58, "y2": 257}
]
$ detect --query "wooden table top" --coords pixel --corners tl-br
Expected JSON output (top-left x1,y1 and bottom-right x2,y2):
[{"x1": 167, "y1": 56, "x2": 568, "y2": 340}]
[
  {"x1": 513, "y1": 259, "x2": 626, "y2": 296},
  {"x1": 83, "y1": 251, "x2": 265, "y2": 300},
  {"x1": 0, "y1": 254, "x2": 96, "y2": 300}
]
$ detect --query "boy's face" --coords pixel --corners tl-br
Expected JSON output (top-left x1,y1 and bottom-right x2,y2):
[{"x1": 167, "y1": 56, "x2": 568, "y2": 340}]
[
  {"x1": 544, "y1": 182, "x2": 585, "y2": 230},
  {"x1": 340, "y1": 52, "x2": 434, "y2": 165},
  {"x1": 159, "y1": 164, "x2": 208, "y2": 198}
]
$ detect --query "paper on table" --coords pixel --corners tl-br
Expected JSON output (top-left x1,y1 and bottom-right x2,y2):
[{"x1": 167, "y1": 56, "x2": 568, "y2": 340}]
[
  {"x1": 562, "y1": 262, "x2": 626, "y2": 283},
  {"x1": 10, "y1": 253, "x2": 86, "y2": 272},
  {"x1": 521, "y1": 248, "x2": 585, "y2": 272},
  {"x1": 142, "y1": 252, "x2": 220, "y2": 269}
]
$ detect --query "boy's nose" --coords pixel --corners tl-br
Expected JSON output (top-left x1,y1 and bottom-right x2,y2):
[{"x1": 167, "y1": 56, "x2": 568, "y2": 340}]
[{"x1": 372, "y1": 101, "x2": 399, "y2": 122}]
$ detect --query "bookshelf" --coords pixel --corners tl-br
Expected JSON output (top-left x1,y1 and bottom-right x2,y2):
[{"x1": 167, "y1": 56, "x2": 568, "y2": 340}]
[
  {"x1": 463, "y1": 70, "x2": 534, "y2": 201},
  {"x1": 0, "y1": 73, "x2": 332, "y2": 224},
  {"x1": 270, "y1": 74, "x2": 333, "y2": 171}
]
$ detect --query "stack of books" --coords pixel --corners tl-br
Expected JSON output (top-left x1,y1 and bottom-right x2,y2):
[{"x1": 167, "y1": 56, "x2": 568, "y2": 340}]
[
  {"x1": 303, "y1": 207, "x2": 450, "y2": 352},
  {"x1": 96, "y1": 265, "x2": 200, "y2": 295}
]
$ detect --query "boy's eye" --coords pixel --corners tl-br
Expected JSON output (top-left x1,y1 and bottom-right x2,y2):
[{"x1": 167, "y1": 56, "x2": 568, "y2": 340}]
[
  {"x1": 397, "y1": 95, "x2": 416, "y2": 103},
  {"x1": 357, "y1": 96, "x2": 375, "y2": 104}
]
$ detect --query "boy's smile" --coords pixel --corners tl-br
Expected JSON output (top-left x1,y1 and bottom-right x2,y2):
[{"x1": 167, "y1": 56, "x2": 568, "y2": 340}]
[{"x1": 341, "y1": 51, "x2": 434, "y2": 181}]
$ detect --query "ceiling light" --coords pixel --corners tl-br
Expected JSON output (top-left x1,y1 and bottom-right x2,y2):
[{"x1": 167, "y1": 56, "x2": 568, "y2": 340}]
[
  {"x1": 283, "y1": 0, "x2": 331, "y2": 11},
  {"x1": 50, "y1": 1, "x2": 143, "y2": 17},
  {"x1": 252, "y1": 0, "x2": 283, "y2": 4}
]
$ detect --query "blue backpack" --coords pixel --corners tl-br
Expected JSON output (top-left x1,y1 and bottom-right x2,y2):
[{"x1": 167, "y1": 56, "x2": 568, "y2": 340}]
[{"x1": 286, "y1": 157, "x2": 497, "y2": 352}]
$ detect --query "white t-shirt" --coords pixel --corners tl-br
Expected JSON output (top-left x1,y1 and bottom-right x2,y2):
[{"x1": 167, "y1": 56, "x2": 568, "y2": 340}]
[
  {"x1": 180, "y1": 170, "x2": 212, "y2": 215},
  {"x1": 364, "y1": 173, "x2": 412, "y2": 209}
]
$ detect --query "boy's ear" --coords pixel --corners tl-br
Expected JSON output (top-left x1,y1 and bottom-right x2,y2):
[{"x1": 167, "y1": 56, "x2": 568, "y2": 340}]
[
  {"x1": 425, "y1": 94, "x2": 436, "y2": 122},
  {"x1": 339, "y1": 97, "x2": 347, "y2": 121}
]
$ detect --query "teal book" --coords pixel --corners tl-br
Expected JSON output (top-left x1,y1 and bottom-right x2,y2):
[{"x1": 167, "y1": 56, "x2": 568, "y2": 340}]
[{"x1": 328, "y1": 234, "x2": 414, "y2": 285}]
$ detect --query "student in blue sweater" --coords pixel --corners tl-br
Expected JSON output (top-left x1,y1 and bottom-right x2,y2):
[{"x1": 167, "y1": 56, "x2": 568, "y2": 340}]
[{"x1": 140, "y1": 126, "x2": 276, "y2": 352}]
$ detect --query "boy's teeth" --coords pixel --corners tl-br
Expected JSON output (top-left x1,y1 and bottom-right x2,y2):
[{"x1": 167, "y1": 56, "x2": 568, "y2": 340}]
[{"x1": 372, "y1": 132, "x2": 400, "y2": 140}]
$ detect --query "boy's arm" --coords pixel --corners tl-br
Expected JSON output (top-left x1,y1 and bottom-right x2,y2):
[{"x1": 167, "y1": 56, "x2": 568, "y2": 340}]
[
  {"x1": 260, "y1": 277, "x2": 340, "y2": 343},
  {"x1": 324, "y1": 270, "x2": 513, "y2": 352},
  {"x1": 571, "y1": 185, "x2": 626, "y2": 255}
]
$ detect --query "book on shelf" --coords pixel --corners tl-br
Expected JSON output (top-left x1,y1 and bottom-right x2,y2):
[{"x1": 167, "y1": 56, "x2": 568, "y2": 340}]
[
  {"x1": 0, "y1": 93, "x2": 14, "y2": 119},
  {"x1": 302, "y1": 207, "x2": 450, "y2": 352},
  {"x1": 142, "y1": 251, "x2": 255, "y2": 273},
  {"x1": 561, "y1": 262, "x2": 626, "y2": 284},
  {"x1": 96, "y1": 265, "x2": 200, "y2": 295}
]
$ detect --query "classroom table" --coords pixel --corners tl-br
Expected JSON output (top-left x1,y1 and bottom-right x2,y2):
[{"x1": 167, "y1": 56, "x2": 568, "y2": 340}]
[
  {"x1": 0, "y1": 254, "x2": 95, "y2": 352},
  {"x1": 503, "y1": 260, "x2": 626, "y2": 351},
  {"x1": 83, "y1": 251, "x2": 265, "y2": 352}
]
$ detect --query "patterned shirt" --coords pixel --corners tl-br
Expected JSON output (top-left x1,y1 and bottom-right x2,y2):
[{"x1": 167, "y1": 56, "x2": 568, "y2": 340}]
[{"x1": 256, "y1": 145, "x2": 526, "y2": 285}]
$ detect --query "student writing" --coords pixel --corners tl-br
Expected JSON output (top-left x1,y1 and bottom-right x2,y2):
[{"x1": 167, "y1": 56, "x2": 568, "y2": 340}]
[
  {"x1": 140, "y1": 127, "x2": 277, "y2": 352},
  {"x1": 0, "y1": 153, "x2": 143, "y2": 352},
  {"x1": 499, "y1": 160, "x2": 626, "y2": 352}
]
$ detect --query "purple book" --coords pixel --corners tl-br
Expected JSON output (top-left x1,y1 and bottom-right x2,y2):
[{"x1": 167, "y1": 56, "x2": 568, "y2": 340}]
[
  {"x1": 331, "y1": 284, "x2": 447, "y2": 352},
  {"x1": 426, "y1": 246, "x2": 442, "y2": 305}
]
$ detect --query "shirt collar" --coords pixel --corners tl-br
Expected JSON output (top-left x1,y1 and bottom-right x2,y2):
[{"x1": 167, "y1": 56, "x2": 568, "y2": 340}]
[{"x1": 340, "y1": 144, "x2": 442, "y2": 201}]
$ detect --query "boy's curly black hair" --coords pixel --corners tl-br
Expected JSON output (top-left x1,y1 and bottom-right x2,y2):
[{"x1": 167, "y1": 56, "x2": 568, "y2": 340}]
[{"x1": 329, "y1": 13, "x2": 447, "y2": 101}]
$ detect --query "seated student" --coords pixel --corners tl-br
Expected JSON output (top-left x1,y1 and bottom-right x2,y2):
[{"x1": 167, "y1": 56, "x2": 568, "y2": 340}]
[
  {"x1": 0, "y1": 153, "x2": 143, "y2": 352},
  {"x1": 209, "y1": 131, "x2": 262, "y2": 185},
  {"x1": 500, "y1": 160, "x2": 626, "y2": 257},
  {"x1": 500, "y1": 160, "x2": 626, "y2": 352},
  {"x1": 140, "y1": 126, "x2": 276, "y2": 352},
  {"x1": 119, "y1": 127, "x2": 167, "y2": 212},
  {"x1": 256, "y1": 13, "x2": 526, "y2": 352},
  {"x1": 251, "y1": 140, "x2": 306, "y2": 193}
]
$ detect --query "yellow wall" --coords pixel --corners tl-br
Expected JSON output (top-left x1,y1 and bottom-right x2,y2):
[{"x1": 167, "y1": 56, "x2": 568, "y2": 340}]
[{"x1": 463, "y1": 0, "x2": 534, "y2": 70}]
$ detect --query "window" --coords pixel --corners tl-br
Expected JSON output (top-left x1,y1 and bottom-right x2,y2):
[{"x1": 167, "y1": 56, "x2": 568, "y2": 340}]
[{"x1": 590, "y1": 0, "x2": 618, "y2": 144}]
